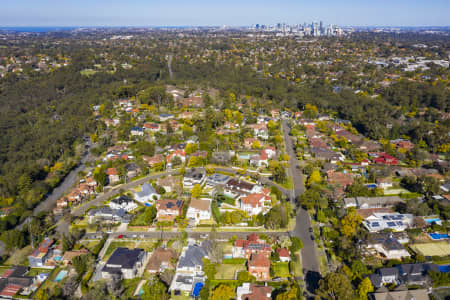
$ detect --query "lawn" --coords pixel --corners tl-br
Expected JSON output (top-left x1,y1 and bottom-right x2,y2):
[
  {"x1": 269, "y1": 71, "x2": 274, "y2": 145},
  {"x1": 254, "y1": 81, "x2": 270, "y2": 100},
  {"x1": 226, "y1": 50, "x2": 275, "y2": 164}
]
[
  {"x1": 291, "y1": 254, "x2": 303, "y2": 277},
  {"x1": 434, "y1": 287, "x2": 450, "y2": 300},
  {"x1": 78, "y1": 240, "x2": 100, "y2": 251},
  {"x1": 215, "y1": 264, "x2": 246, "y2": 280},
  {"x1": 122, "y1": 278, "x2": 141, "y2": 298},
  {"x1": 411, "y1": 242, "x2": 450, "y2": 257},
  {"x1": 103, "y1": 241, "x2": 136, "y2": 261},
  {"x1": 272, "y1": 262, "x2": 290, "y2": 278},
  {"x1": 136, "y1": 241, "x2": 156, "y2": 252}
]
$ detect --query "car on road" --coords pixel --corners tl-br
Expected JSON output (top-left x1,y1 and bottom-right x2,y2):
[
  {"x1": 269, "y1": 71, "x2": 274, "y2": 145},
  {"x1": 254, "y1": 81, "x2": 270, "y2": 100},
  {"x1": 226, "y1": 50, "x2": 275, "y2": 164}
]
[
  {"x1": 309, "y1": 228, "x2": 312, "y2": 232},
  {"x1": 311, "y1": 235, "x2": 315, "y2": 241},
  {"x1": 117, "y1": 234, "x2": 123, "y2": 239}
]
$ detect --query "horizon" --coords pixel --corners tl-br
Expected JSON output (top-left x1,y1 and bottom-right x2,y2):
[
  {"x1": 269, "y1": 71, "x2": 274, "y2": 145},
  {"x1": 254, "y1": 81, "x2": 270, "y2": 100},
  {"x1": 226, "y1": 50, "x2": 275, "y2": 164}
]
[{"x1": 1, "y1": 0, "x2": 449, "y2": 27}]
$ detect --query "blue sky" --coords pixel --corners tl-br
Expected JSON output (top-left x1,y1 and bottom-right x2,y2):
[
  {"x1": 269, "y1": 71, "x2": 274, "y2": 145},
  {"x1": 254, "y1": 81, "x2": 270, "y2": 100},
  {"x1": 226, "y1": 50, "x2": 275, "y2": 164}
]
[{"x1": 1, "y1": 0, "x2": 449, "y2": 27}]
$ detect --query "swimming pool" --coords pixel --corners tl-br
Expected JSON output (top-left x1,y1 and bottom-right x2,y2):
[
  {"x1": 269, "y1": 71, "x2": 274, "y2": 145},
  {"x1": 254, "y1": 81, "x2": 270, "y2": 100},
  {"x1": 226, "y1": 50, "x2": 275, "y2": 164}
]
[
  {"x1": 439, "y1": 265, "x2": 450, "y2": 273},
  {"x1": 192, "y1": 282, "x2": 204, "y2": 297},
  {"x1": 54, "y1": 270, "x2": 68, "y2": 282},
  {"x1": 429, "y1": 233, "x2": 449, "y2": 240},
  {"x1": 54, "y1": 256, "x2": 62, "y2": 261}
]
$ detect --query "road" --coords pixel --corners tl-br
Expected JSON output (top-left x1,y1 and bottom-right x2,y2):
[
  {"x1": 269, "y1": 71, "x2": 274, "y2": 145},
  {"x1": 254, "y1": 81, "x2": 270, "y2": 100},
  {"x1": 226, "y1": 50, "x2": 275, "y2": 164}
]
[
  {"x1": 282, "y1": 118, "x2": 321, "y2": 294},
  {"x1": 16, "y1": 140, "x2": 94, "y2": 231},
  {"x1": 56, "y1": 170, "x2": 179, "y2": 235}
]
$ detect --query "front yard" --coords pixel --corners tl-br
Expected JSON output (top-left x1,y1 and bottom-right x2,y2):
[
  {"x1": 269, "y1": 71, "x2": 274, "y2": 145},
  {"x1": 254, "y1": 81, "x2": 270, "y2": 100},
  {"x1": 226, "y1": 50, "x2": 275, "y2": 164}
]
[
  {"x1": 103, "y1": 241, "x2": 137, "y2": 261},
  {"x1": 272, "y1": 262, "x2": 290, "y2": 278}
]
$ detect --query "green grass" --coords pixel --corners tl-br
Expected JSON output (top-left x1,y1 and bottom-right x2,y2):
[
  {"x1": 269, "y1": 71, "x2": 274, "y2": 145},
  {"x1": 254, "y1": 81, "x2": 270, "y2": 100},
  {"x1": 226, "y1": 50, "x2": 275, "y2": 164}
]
[
  {"x1": 103, "y1": 241, "x2": 136, "y2": 261},
  {"x1": 272, "y1": 262, "x2": 290, "y2": 278},
  {"x1": 216, "y1": 264, "x2": 246, "y2": 280},
  {"x1": 5, "y1": 245, "x2": 32, "y2": 265},
  {"x1": 122, "y1": 278, "x2": 141, "y2": 298},
  {"x1": 80, "y1": 69, "x2": 97, "y2": 76},
  {"x1": 291, "y1": 254, "x2": 303, "y2": 277},
  {"x1": 27, "y1": 268, "x2": 54, "y2": 277},
  {"x1": 136, "y1": 241, "x2": 156, "y2": 252}
]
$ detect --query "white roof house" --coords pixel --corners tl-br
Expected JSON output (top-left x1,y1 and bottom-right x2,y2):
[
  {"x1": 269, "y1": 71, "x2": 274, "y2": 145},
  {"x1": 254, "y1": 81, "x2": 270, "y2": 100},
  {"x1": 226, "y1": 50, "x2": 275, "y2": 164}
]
[{"x1": 363, "y1": 213, "x2": 414, "y2": 233}]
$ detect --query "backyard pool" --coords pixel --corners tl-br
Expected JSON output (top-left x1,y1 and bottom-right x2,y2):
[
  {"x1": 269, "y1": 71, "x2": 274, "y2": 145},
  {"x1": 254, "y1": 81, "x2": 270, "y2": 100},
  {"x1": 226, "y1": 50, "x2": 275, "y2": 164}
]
[
  {"x1": 439, "y1": 265, "x2": 450, "y2": 273},
  {"x1": 192, "y1": 282, "x2": 204, "y2": 297},
  {"x1": 54, "y1": 270, "x2": 68, "y2": 282},
  {"x1": 429, "y1": 233, "x2": 449, "y2": 240},
  {"x1": 53, "y1": 256, "x2": 62, "y2": 261}
]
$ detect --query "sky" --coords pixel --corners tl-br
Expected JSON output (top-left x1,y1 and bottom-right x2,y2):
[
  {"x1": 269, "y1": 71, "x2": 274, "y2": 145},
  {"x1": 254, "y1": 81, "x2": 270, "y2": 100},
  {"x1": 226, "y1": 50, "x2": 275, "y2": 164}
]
[{"x1": 1, "y1": 0, "x2": 449, "y2": 27}]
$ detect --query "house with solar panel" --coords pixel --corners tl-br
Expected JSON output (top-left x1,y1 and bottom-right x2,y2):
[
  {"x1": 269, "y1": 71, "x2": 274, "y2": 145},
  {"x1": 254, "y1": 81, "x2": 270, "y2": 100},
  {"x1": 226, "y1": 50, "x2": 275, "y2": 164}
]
[
  {"x1": 28, "y1": 238, "x2": 54, "y2": 267},
  {"x1": 155, "y1": 199, "x2": 183, "y2": 222},
  {"x1": 363, "y1": 212, "x2": 414, "y2": 232}
]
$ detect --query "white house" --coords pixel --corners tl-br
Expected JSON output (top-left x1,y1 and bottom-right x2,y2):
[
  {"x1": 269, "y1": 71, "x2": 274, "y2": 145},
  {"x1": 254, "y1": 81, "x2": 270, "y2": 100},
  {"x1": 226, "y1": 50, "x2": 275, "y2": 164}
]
[
  {"x1": 130, "y1": 127, "x2": 144, "y2": 136},
  {"x1": 240, "y1": 193, "x2": 269, "y2": 216},
  {"x1": 183, "y1": 169, "x2": 206, "y2": 189},
  {"x1": 363, "y1": 212, "x2": 414, "y2": 232},
  {"x1": 186, "y1": 199, "x2": 211, "y2": 225},
  {"x1": 109, "y1": 196, "x2": 137, "y2": 212},
  {"x1": 134, "y1": 183, "x2": 160, "y2": 206}
]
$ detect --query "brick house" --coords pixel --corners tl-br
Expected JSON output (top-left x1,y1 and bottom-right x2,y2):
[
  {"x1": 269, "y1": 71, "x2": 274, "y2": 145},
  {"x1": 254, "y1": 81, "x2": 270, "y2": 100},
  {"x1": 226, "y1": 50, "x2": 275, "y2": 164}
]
[
  {"x1": 248, "y1": 253, "x2": 270, "y2": 280},
  {"x1": 233, "y1": 234, "x2": 271, "y2": 259},
  {"x1": 155, "y1": 199, "x2": 183, "y2": 222}
]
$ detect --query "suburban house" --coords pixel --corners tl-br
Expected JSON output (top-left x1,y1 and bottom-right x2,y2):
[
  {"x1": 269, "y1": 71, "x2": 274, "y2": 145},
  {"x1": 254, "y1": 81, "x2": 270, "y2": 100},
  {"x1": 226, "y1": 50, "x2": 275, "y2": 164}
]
[
  {"x1": 250, "y1": 151, "x2": 268, "y2": 168},
  {"x1": 88, "y1": 207, "x2": 130, "y2": 224},
  {"x1": 130, "y1": 126, "x2": 144, "y2": 136},
  {"x1": 143, "y1": 123, "x2": 160, "y2": 132},
  {"x1": 169, "y1": 243, "x2": 209, "y2": 295},
  {"x1": 276, "y1": 248, "x2": 291, "y2": 262},
  {"x1": 236, "y1": 283, "x2": 272, "y2": 300},
  {"x1": 233, "y1": 234, "x2": 271, "y2": 259},
  {"x1": 369, "y1": 289, "x2": 429, "y2": 300},
  {"x1": 183, "y1": 169, "x2": 206, "y2": 189},
  {"x1": 326, "y1": 170, "x2": 355, "y2": 188},
  {"x1": 157, "y1": 176, "x2": 181, "y2": 193},
  {"x1": 244, "y1": 137, "x2": 259, "y2": 149},
  {"x1": 186, "y1": 199, "x2": 211, "y2": 225},
  {"x1": 224, "y1": 179, "x2": 262, "y2": 199},
  {"x1": 248, "y1": 253, "x2": 270, "y2": 280},
  {"x1": 365, "y1": 233, "x2": 410, "y2": 260},
  {"x1": 107, "y1": 168, "x2": 120, "y2": 184},
  {"x1": 206, "y1": 173, "x2": 231, "y2": 188},
  {"x1": 166, "y1": 150, "x2": 186, "y2": 168},
  {"x1": 109, "y1": 195, "x2": 137, "y2": 212},
  {"x1": 134, "y1": 183, "x2": 160, "y2": 206},
  {"x1": 28, "y1": 238, "x2": 54, "y2": 267},
  {"x1": 102, "y1": 247, "x2": 147, "y2": 279},
  {"x1": 363, "y1": 212, "x2": 414, "y2": 232},
  {"x1": 147, "y1": 247, "x2": 177, "y2": 274},
  {"x1": 62, "y1": 249, "x2": 89, "y2": 266},
  {"x1": 344, "y1": 196, "x2": 404, "y2": 209},
  {"x1": 239, "y1": 193, "x2": 270, "y2": 216},
  {"x1": 159, "y1": 113, "x2": 174, "y2": 122},
  {"x1": 142, "y1": 154, "x2": 165, "y2": 167},
  {"x1": 0, "y1": 266, "x2": 35, "y2": 298},
  {"x1": 369, "y1": 263, "x2": 439, "y2": 288},
  {"x1": 125, "y1": 163, "x2": 140, "y2": 179},
  {"x1": 155, "y1": 199, "x2": 183, "y2": 222},
  {"x1": 370, "y1": 152, "x2": 399, "y2": 165},
  {"x1": 376, "y1": 177, "x2": 393, "y2": 189}
]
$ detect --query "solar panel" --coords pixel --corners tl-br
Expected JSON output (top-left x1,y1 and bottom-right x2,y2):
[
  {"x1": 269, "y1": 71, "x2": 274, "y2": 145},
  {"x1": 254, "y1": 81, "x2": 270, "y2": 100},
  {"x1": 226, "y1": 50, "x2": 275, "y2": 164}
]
[
  {"x1": 397, "y1": 221, "x2": 403, "y2": 226},
  {"x1": 371, "y1": 222, "x2": 380, "y2": 227},
  {"x1": 387, "y1": 222, "x2": 396, "y2": 227}
]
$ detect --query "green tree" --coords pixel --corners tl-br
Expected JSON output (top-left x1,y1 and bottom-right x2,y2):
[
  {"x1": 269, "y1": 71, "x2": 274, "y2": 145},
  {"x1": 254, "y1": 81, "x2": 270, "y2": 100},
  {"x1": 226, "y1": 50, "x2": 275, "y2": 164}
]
[
  {"x1": 317, "y1": 272, "x2": 355, "y2": 300},
  {"x1": 357, "y1": 277, "x2": 374, "y2": 300},
  {"x1": 191, "y1": 184, "x2": 202, "y2": 199},
  {"x1": 211, "y1": 284, "x2": 234, "y2": 300},
  {"x1": 142, "y1": 277, "x2": 169, "y2": 300},
  {"x1": 307, "y1": 170, "x2": 322, "y2": 186}
]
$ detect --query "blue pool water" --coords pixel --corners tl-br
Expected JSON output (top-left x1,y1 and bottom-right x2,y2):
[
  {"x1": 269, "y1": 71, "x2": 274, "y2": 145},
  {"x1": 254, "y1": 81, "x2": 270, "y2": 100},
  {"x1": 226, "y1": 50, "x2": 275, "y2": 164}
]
[
  {"x1": 429, "y1": 233, "x2": 449, "y2": 240},
  {"x1": 238, "y1": 154, "x2": 250, "y2": 160},
  {"x1": 439, "y1": 265, "x2": 450, "y2": 273},
  {"x1": 425, "y1": 218, "x2": 441, "y2": 224},
  {"x1": 138, "y1": 287, "x2": 144, "y2": 296},
  {"x1": 144, "y1": 203, "x2": 152, "y2": 207},
  {"x1": 54, "y1": 270, "x2": 68, "y2": 282},
  {"x1": 366, "y1": 184, "x2": 377, "y2": 189},
  {"x1": 192, "y1": 282, "x2": 204, "y2": 297},
  {"x1": 54, "y1": 256, "x2": 62, "y2": 261},
  {"x1": 223, "y1": 254, "x2": 233, "y2": 259}
]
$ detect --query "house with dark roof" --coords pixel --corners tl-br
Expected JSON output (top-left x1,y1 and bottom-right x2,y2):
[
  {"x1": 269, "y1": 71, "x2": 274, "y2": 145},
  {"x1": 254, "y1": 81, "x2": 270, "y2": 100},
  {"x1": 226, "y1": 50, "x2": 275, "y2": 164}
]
[
  {"x1": 134, "y1": 183, "x2": 160, "y2": 206},
  {"x1": 101, "y1": 247, "x2": 147, "y2": 279},
  {"x1": 109, "y1": 195, "x2": 137, "y2": 212},
  {"x1": 169, "y1": 243, "x2": 209, "y2": 295},
  {"x1": 0, "y1": 266, "x2": 35, "y2": 298},
  {"x1": 365, "y1": 233, "x2": 410, "y2": 260},
  {"x1": 369, "y1": 263, "x2": 439, "y2": 289}
]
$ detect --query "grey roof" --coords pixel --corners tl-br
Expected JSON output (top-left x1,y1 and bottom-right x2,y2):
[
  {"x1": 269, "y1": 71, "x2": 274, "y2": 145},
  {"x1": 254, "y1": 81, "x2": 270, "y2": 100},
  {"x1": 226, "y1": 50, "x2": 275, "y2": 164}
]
[
  {"x1": 178, "y1": 245, "x2": 208, "y2": 269},
  {"x1": 89, "y1": 207, "x2": 127, "y2": 218},
  {"x1": 379, "y1": 267, "x2": 399, "y2": 277},
  {"x1": 369, "y1": 274, "x2": 382, "y2": 288},
  {"x1": 106, "y1": 247, "x2": 144, "y2": 269},
  {"x1": 111, "y1": 195, "x2": 133, "y2": 205},
  {"x1": 207, "y1": 173, "x2": 231, "y2": 184},
  {"x1": 135, "y1": 183, "x2": 157, "y2": 198}
]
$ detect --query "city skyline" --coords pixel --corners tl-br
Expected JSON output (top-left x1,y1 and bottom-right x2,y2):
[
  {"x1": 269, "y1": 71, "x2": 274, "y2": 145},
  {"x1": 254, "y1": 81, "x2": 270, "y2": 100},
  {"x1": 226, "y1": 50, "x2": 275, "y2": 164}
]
[{"x1": 1, "y1": 0, "x2": 449, "y2": 27}]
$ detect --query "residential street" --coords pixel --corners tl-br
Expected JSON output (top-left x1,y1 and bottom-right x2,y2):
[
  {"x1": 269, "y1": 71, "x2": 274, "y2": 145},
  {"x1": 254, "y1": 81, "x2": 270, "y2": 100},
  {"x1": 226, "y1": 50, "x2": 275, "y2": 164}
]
[{"x1": 282, "y1": 118, "x2": 321, "y2": 293}]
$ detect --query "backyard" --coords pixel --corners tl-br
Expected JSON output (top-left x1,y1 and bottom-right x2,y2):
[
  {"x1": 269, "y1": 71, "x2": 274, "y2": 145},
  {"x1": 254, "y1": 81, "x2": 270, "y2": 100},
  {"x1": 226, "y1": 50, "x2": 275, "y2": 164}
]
[
  {"x1": 103, "y1": 241, "x2": 137, "y2": 261},
  {"x1": 411, "y1": 242, "x2": 450, "y2": 257},
  {"x1": 215, "y1": 264, "x2": 246, "y2": 280},
  {"x1": 272, "y1": 262, "x2": 290, "y2": 278}
]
